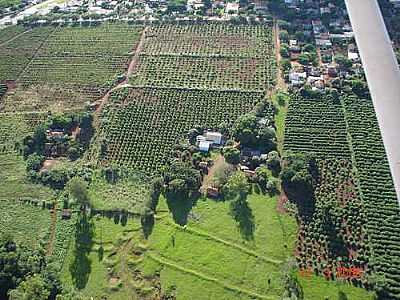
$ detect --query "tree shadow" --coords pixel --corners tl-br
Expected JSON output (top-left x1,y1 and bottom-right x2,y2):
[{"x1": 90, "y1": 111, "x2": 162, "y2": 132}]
[
  {"x1": 229, "y1": 195, "x2": 255, "y2": 241},
  {"x1": 165, "y1": 192, "x2": 200, "y2": 226},
  {"x1": 69, "y1": 213, "x2": 94, "y2": 290},
  {"x1": 141, "y1": 213, "x2": 155, "y2": 239}
]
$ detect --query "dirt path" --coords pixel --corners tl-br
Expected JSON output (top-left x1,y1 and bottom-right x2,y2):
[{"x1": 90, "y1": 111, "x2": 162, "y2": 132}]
[
  {"x1": 273, "y1": 19, "x2": 286, "y2": 91},
  {"x1": 0, "y1": 29, "x2": 32, "y2": 47},
  {"x1": 200, "y1": 154, "x2": 224, "y2": 193},
  {"x1": 94, "y1": 26, "x2": 148, "y2": 115}
]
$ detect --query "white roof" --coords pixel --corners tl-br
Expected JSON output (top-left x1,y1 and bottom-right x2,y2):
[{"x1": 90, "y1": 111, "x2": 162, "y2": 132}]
[
  {"x1": 348, "y1": 52, "x2": 359, "y2": 60},
  {"x1": 199, "y1": 141, "x2": 211, "y2": 152}
]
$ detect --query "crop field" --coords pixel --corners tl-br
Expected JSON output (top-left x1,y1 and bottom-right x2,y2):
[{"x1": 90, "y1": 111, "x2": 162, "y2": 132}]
[
  {"x1": 0, "y1": 26, "x2": 55, "y2": 81},
  {"x1": 99, "y1": 87, "x2": 265, "y2": 173},
  {"x1": 0, "y1": 113, "x2": 30, "y2": 153},
  {"x1": 284, "y1": 92, "x2": 400, "y2": 299},
  {"x1": 0, "y1": 25, "x2": 26, "y2": 44},
  {"x1": 142, "y1": 25, "x2": 273, "y2": 58},
  {"x1": 296, "y1": 159, "x2": 370, "y2": 284},
  {"x1": 0, "y1": 23, "x2": 143, "y2": 113},
  {"x1": 284, "y1": 94, "x2": 351, "y2": 159},
  {"x1": 342, "y1": 95, "x2": 400, "y2": 298},
  {"x1": 133, "y1": 24, "x2": 276, "y2": 92},
  {"x1": 0, "y1": 199, "x2": 52, "y2": 247},
  {"x1": 131, "y1": 55, "x2": 273, "y2": 91},
  {"x1": 19, "y1": 24, "x2": 142, "y2": 99},
  {"x1": 89, "y1": 170, "x2": 150, "y2": 214}
]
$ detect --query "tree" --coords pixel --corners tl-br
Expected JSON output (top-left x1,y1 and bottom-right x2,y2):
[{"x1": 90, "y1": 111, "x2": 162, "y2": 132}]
[
  {"x1": 280, "y1": 59, "x2": 291, "y2": 73},
  {"x1": 223, "y1": 147, "x2": 241, "y2": 165},
  {"x1": 280, "y1": 152, "x2": 317, "y2": 213},
  {"x1": 164, "y1": 161, "x2": 201, "y2": 198},
  {"x1": 258, "y1": 127, "x2": 276, "y2": 152},
  {"x1": 222, "y1": 171, "x2": 250, "y2": 200},
  {"x1": 350, "y1": 79, "x2": 369, "y2": 98},
  {"x1": 67, "y1": 147, "x2": 80, "y2": 161},
  {"x1": 334, "y1": 54, "x2": 353, "y2": 70},
  {"x1": 8, "y1": 275, "x2": 50, "y2": 300},
  {"x1": 266, "y1": 151, "x2": 281, "y2": 175},
  {"x1": 255, "y1": 166, "x2": 269, "y2": 191},
  {"x1": 279, "y1": 30, "x2": 289, "y2": 43},
  {"x1": 66, "y1": 177, "x2": 90, "y2": 209},
  {"x1": 280, "y1": 45, "x2": 290, "y2": 58},
  {"x1": 26, "y1": 154, "x2": 45, "y2": 172},
  {"x1": 298, "y1": 53, "x2": 311, "y2": 65},
  {"x1": 303, "y1": 43, "x2": 316, "y2": 53},
  {"x1": 232, "y1": 114, "x2": 258, "y2": 146}
]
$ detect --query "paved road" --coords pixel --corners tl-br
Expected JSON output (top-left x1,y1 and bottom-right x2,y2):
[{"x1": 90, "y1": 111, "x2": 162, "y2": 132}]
[{"x1": 345, "y1": 0, "x2": 400, "y2": 204}]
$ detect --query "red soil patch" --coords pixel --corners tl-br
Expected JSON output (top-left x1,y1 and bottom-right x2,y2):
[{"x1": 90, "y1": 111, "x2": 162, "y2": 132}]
[
  {"x1": 5, "y1": 80, "x2": 17, "y2": 90},
  {"x1": 40, "y1": 159, "x2": 60, "y2": 172},
  {"x1": 277, "y1": 190, "x2": 289, "y2": 214}
]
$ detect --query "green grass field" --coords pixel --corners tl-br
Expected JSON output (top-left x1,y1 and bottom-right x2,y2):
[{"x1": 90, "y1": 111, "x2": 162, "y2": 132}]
[
  {"x1": 59, "y1": 190, "x2": 374, "y2": 300},
  {"x1": 0, "y1": 153, "x2": 55, "y2": 201}
]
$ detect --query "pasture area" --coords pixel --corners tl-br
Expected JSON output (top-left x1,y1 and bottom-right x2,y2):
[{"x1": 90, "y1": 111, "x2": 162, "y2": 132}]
[{"x1": 59, "y1": 192, "x2": 372, "y2": 300}]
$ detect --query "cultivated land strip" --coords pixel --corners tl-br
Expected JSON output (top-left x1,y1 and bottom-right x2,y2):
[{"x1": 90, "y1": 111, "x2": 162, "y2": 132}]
[
  {"x1": 162, "y1": 219, "x2": 282, "y2": 265},
  {"x1": 16, "y1": 26, "x2": 58, "y2": 82},
  {"x1": 147, "y1": 252, "x2": 278, "y2": 300},
  {"x1": 0, "y1": 28, "x2": 32, "y2": 47}
]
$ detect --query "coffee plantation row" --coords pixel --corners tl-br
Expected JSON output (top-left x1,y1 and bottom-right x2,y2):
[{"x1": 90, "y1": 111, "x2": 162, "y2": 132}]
[
  {"x1": 284, "y1": 93, "x2": 351, "y2": 159},
  {"x1": 0, "y1": 26, "x2": 55, "y2": 81}
]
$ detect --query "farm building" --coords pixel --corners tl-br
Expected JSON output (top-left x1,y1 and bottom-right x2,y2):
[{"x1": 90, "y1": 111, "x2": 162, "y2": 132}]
[
  {"x1": 205, "y1": 131, "x2": 222, "y2": 144},
  {"x1": 199, "y1": 141, "x2": 212, "y2": 152},
  {"x1": 206, "y1": 187, "x2": 219, "y2": 198}
]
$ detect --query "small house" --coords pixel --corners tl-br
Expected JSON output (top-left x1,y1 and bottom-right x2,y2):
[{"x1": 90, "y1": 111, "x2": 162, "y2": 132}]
[
  {"x1": 199, "y1": 141, "x2": 212, "y2": 152},
  {"x1": 207, "y1": 187, "x2": 220, "y2": 198},
  {"x1": 244, "y1": 169, "x2": 256, "y2": 178},
  {"x1": 199, "y1": 161, "x2": 208, "y2": 169},
  {"x1": 205, "y1": 131, "x2": 222, "y2": 145},
  {"x1": 62, "y1": 209, "x2": 72, "y2": 220}
]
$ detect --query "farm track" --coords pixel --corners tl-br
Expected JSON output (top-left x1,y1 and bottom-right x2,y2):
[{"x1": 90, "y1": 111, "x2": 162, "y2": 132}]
[
  {"x1": 0, "y1": 29, "x2": 32, "y2": 47},
  {"x1": 161, "y1": 219, "x2": 283, "y2": 265},
  {"x1": 147, "y1": 252, "x2": 278, "y2": 300},
  {"x1": 95, "y1": 26, "x2": 148, "y2": 116},
  {"x1": 272, "y1": 19, "x2": 286, "y2": 91}
]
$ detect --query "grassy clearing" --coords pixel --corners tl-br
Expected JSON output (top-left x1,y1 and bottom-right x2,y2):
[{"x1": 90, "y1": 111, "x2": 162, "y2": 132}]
[
  {"x1": 0, "y1": 153, "x2": 55, "y2": 201},
  {"x1": 137, "y1": 193, "x2": 295, "y2": 299},
  {"x1": 60, "y1": 191, "x2": 376, "y2": 299},
  {"x1": 298, "y1": 274, "x2": 375, "y2": 300},
  {"x1": 61, "y1": 216, "x2": 149, "y2": 299},
  {"x1": 88, "y1": 171, "x2": 150, "y2": 214},
  {"x1": 271, "y1": 91, "x2": 289, "y2": 154}
]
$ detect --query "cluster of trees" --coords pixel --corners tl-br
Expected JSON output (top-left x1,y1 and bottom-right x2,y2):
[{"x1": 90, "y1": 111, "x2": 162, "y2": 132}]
[
  {"x1": 163, "y1": 160, "x2": 201, "y2": 198},
  {"x1": 232, "y1": 113, "x2": 277, "y2": 152},
  {"x1": 0, "y1": 234, "x2": 63, "y2": 300},
  {"x1": 280, "y1": 152, "x2": 318, "y2": 213},
  {"x1": 22, "y1": 112, "x2": 93, "y2": 165}
]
